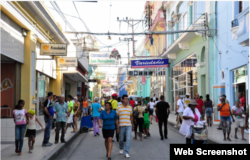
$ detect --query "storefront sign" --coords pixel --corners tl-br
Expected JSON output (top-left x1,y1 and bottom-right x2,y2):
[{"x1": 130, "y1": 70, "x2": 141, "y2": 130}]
[
  {"x1": 89, "y1": 52, "x2": 119, "y2": 65},
  {"x1": 125, "y1": 80, "x2": 133, "y2": 84},
  {"x1": 88, "y1": 79, "x2": 97, "y2": 82},
  {"x1": 96, "y1": 73, "x2": 106, "y2": 80},
  {"x1": 0, "y1": 78, "x2": 13, "y2": 92},
  {"x1": 57, "y1": 57, "x2": 77, "y2": 67},
  {"x1": 38, "y1": 76, "x2": 45, "y2": 97},
  {"x1": 131, "y1": 59, "x2": 168, "y2": 68},
  {"x1": 40, "y1": 44, "x2": 67, "y2": 56}
]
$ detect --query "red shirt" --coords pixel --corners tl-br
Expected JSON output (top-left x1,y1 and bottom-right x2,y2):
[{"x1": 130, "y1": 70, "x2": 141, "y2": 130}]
[
  {"x1": 195, "y1": 99, "x2": 204, "y2": 114},
  {"x1": 240, "y1": 97, "x2": 246, "y2": 108},
  {"x1": 129, "y1": 100, "x2": 135, "y2": 108}
]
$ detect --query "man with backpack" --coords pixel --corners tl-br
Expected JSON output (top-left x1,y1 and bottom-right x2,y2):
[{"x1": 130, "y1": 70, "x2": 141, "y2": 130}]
[{"x1": 109, "y1": 93, "x2": 119, "y2": 141}]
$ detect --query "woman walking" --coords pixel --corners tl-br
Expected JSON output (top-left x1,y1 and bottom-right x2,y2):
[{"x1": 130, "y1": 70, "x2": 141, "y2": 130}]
[
  {"x1": 73, "y1": 97, "x2": 80, "y2": 132},
  {"x1": 147, "y1": 98, "x2": 155, "y2": 124},
  {"x1": 13, "y1": 100, "x2": 29, "y2": 156},
  {"x1": 133, "y1": 101, "x2": 144, "y2": 141},
  {"x1": 217, "y1": 95, "x2": 235, "y2": 141},
  {"x1": 26, "y1": 109, "x2": 44, "y2": 153},
  {"x1": 99, "y1": 102, "x2": 118, "y2": 160},
  {"x1": 232, "y1": 99, "x2": 246, "y2": 140},
  {"x1": 204, "y1": 94, "x2": 213, "y2": 127},
  {"x1": 91, "y1": 97, "x2": 102, "y2": 136},
  {"x1": 82, "y1": 97, "x2": 89, "y2": 117},
  {"x1": 179, "y1": 99, "x2": 202, "y2": 144}
]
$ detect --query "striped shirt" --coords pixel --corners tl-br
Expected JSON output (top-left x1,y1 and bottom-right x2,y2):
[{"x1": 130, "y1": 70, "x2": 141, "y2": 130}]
[{"x1": 116, "y1": 104, "x2": 132, "y2": 126}]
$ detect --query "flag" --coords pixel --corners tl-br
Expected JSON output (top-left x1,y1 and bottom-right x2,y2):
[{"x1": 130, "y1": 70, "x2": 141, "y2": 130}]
[{"x1": 141, "y1": 76, "x2": 146, "y2": 85}]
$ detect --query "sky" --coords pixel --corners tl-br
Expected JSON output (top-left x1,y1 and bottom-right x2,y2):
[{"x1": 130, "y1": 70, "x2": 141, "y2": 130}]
[{"x1": 43, "y1": 1, "x2": 146, "y2": 83}]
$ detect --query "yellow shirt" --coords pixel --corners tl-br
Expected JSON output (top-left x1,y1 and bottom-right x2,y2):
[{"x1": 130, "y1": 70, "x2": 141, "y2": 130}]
[
  {"x1": 108, "y1": 99, "x2": 118, "y2": 110},
  {"x1": 116, "y1": 104, "x2": 132, "y2": 126}
]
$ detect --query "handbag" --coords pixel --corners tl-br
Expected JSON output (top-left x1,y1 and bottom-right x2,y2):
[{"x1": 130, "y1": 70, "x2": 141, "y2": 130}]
[{"x1": 134, "y1": 107, "x2": 139, "y2": 119}]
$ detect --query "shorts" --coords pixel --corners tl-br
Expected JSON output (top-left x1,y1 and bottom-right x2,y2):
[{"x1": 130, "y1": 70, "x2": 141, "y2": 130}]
[
  {"x1": 67, "y1": 113, "x2": 74, "y2": 123},
  {"x1": 178, "y1": 112, "x2": 183, "y2": 118},
  {"x1": 102, "y1": 129, "x2": 115, "y2": 138},
  {"x1": 82, "y1": 107, "x2": 88, "y2": 114},
  {"x1": 143, "y1": 121, "x2": 150, "y2": 129},
  {"x1": 233, "y1": 119, "x2": 245, "y2": 128},
  {"x1": 25, "y1": 129, "x2": 36, "y2": 137},
  {"x1": 205, "y1": 108, "x2": 213, "y2": 117},
  {"x1": 149, "y1": 109, "x2": 154, "y2": 116}
]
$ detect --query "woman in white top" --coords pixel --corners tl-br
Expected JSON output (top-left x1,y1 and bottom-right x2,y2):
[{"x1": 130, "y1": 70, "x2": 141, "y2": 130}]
[
  {"x1": 179, "y1": 99, "x2": 202, "y2": 144},
  {"x1": 147, "y1": 98, "x2": 155, "y2": 124},
  {"x1": 26, "y1": 109, "x2": 44, "y2": 153}
]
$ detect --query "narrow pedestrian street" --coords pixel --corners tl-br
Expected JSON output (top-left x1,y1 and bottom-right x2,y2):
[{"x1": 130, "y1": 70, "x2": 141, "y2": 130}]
[{"x1": 55, "y1": 121, "x2": 184, "y2": 160}]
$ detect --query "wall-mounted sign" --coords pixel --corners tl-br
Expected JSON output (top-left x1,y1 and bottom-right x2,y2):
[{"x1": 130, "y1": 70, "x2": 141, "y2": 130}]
[
  {"x1": 40, "y1": 44, "x2": 67, "y2": 56},
  {"x1": 89, "y1": 79, "x2": 97, "y2": 82},
  {"x1": 57, "y1": 57, "x2": 77, "y2": 67},
  {"x1": 96, "y1": 73, "x2": 106, "y2": 80},
  {"x1": 128, "y1": 70, "x2": 153, "y2": 76},
  {"x1": 89, "y1": 52, "x2": 119, "y2": 65},
  {"x1": 0, "y1": 78, "x2": 13, "y2": 92},
  {"x1": 125, "y1": 80, "x2": 133, "y2": 84},
  {"x1": 131, "y1": 59, "x2": 168, "y2": 68}
]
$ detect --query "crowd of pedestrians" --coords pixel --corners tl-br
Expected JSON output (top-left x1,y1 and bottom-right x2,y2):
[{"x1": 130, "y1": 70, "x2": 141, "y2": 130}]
[{"x1": 12, "y1": 90, "x2": 248, "y2": 157}]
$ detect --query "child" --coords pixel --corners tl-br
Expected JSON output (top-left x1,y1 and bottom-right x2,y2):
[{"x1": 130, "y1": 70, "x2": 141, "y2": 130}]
[
  {"x1": 143, "y1": 108, "x2": 150, "y2": 138},
  {"x1": 26, "y1": 109, "x2": 44, "y2": 153}
]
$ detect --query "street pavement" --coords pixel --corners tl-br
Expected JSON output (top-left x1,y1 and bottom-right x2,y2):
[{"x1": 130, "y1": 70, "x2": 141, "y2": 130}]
[{"x1": 55, "y1": 119, "x2": 185, "y2": 160}]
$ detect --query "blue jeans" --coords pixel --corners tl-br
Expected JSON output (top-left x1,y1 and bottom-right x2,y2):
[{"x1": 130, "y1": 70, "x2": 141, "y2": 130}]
[
  {"x1": 119, "y1": 126, "x2": 132, "y2": 154},
  {"x1": 15, "y1": 124, "x2": 26, "y2": 153},
  {"x1": 43, "y1": 117, "x2": 53, "y2": 144}
]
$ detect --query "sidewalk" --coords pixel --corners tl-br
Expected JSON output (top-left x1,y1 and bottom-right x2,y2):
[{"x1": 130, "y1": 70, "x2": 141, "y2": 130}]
[
  {"x1": 1, "y1": 121, "x2": 80, "y2": 160},
  {"x1": 167, "y1": 111, "x2": 249, "y2": 144}
]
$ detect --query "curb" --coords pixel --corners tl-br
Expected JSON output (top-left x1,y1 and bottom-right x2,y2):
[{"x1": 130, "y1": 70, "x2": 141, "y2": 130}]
[
  {"x1": 41, "y1": 131, "x2": 80, "y2": 160},
  {"x1": 153, "y1": 115, "x2": 219, "y2": 144}
]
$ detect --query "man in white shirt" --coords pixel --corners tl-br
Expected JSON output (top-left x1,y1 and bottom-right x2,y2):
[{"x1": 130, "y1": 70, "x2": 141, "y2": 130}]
[
  {"x1": 183, "y1": 93, "x2": 191, "y2": 109},
  {"x1": 153, "y1": 94, "x2": 156, "y2": 101},
  {"x1": 174, "y1": 96, "x2": 184, "y2": 128}
]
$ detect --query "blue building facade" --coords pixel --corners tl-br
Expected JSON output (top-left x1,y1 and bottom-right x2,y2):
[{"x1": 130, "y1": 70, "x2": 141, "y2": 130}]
[
  {"x1": 118, "y1": 67, "x2": 128, "y2": 97},
  {"x1": 211, "y1": 1, "x2": 249, "y2": 121}
]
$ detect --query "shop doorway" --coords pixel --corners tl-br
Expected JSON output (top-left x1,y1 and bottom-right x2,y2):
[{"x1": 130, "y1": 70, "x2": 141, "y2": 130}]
[
  {"x1": 201, "y1": 75, "x2": 206, "y2": 97},
  {"x1": 65, "y1": 82, "x2": 71, "y2": 102}
]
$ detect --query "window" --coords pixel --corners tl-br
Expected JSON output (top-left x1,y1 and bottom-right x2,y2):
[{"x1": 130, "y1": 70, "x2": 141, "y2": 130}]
[
  {"x1": 201, "y1": 46, "x2": 206, "y2": 62},
  {"x1": 183, "y1": 12, "x2": 187, "y2": 30},
  {"x1": 239, "y1": 1, "x2": 243, "y2": 13}
]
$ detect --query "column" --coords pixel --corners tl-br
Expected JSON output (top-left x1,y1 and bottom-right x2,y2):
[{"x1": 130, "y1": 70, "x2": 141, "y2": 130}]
[
  {"x1": 21, "y1": 31, "x2": 36, "y2": 111},
  {"x1": 188, "y1": 4, "x2": 192, "y2": 27}
]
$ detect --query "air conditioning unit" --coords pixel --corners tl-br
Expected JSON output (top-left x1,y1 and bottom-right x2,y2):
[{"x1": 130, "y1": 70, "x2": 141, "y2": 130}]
[
  {"x1": 167, "y1": 21, "x2": 175, "y2": 29},
  {"x1": 172, "y1": 13, "x2": 182, "y2": 23}
]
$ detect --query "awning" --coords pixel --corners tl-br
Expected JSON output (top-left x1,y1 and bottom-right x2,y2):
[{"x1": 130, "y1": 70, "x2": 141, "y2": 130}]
[{"x1": 63, "y1": 71, "x2": 88, "y2": 83}]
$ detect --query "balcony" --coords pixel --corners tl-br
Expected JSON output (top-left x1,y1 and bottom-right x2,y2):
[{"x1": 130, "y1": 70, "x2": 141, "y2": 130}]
[
  {"x1": 231, "y1": 19, "x2": 239, "y2": 40},
  {"x1": 236, "y1": 7, "x2": 249, "y2": 46},
  {"x1": 163, "y1": 14, "x2": 207, "y2": 58}
]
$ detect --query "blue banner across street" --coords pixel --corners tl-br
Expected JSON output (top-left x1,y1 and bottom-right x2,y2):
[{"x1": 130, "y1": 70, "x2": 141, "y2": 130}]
[{"x1": 131, "y1": 59, "x2": 169, "y2": 68}]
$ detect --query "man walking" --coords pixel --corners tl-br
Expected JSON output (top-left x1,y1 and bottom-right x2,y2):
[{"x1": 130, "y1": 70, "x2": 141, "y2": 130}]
[
  {"x1": 54, "y1": 95, "x2": 69, "y2": 144},
  {"x1": 174, "y1": 96, "x2": 184, "y2": 128},
  {"x1": 183, "y1": 93, "x2": 191, "y2": 109},
  {"x1": 116, "y1": 95, "x2": 133, "y2": 158},
  {"x1": 42, "y1": 92, "x2": 54, "y2": 147},
  {"x1": 155, "y1": 95, "x2": 170, "y2": 140}
]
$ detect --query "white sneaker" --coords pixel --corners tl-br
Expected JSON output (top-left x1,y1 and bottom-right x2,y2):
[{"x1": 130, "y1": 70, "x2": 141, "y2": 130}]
[
  {"x1": 173, "y1": 125, "x2": 177, "y2": 128},
  {"x1": 125, "y1": 153, "x2": 130, "y2": 158},
  {"x1": 156, "y1": 123, "x2": 158, "y2": 124},
  {"x1": 119, "y1": 150, "x2": 123, "y2": 154}
]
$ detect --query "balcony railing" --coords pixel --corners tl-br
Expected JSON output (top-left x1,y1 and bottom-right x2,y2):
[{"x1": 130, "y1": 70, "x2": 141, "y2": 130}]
[{"x1": 231, "y1": 19, "x2": 239, "y2": 28}]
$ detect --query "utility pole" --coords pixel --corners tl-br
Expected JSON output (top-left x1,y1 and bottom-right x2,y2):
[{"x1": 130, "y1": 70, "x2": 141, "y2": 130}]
[
  {"x1": 119, "y1": 37, "x2": 133, "y2": 73},
  {"x1": 117, "y1": 17, "x2": 146, "y2": 56}
]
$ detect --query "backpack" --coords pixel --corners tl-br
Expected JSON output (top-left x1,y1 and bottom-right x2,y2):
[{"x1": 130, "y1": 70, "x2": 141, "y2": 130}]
[
  {"x1": 134, "y1": 107, "x2": 139, "y2": 119},
  {"x1": 110, "y1": 99, "x2": 117, "y2": 109}
]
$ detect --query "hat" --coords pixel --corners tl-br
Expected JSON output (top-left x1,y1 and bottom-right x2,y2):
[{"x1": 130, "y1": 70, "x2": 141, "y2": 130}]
[
  {"x1": 28, "y1": 109, "x2": 35, "y2": 115},
  {"x1": 236, "y1": 99, "x2": 241, "y2": 103},
  {"x1": 219, "y1": 95, "x2": 225, "y2": 100},
  {"x1": 112, "y1": 93, "x2": 118, "y2": 97},
  {"x1": 188, "y1": 99, "x2": 198, "y2": 106},
  {"x1": 74, "y1": 97, "x2": 78, "y2": 100},
  {"x1": 186, "y1": 93, "x2": 190, "y2": 96}
]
